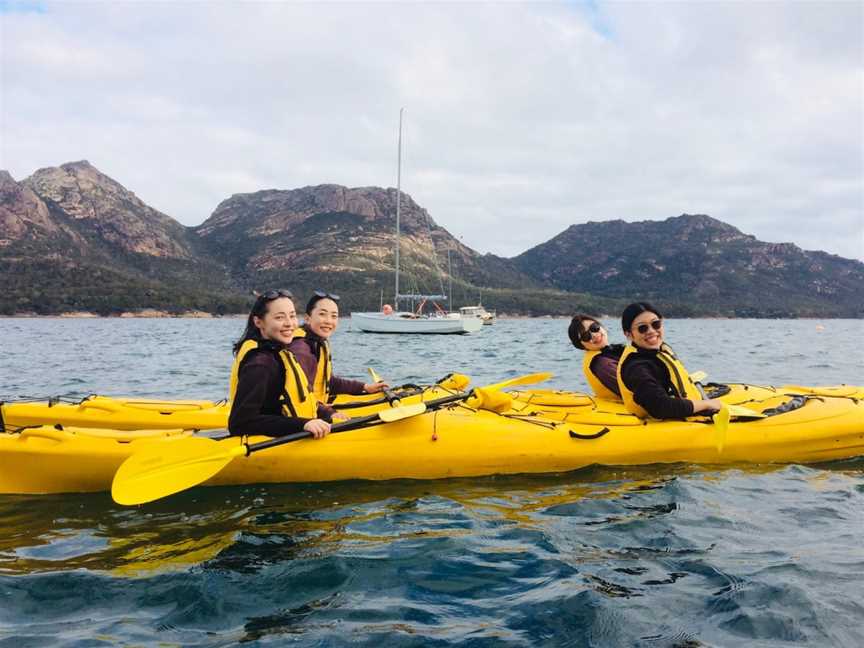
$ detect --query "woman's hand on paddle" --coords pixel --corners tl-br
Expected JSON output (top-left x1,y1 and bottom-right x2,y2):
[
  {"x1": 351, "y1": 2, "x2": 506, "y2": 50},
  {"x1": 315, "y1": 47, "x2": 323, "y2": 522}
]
[
  {"x1": 303, "y1": 418, "x2": 331, "y2": 439},
  {"x1": 363, "y1": 381, "x2": 390, "y2": 393},
  {"x1": 331, "y1": 411, "x2": 350, "y2": 423},
  {"x1": 692, "y1": 398, "x2": 724, "y2": 414}
]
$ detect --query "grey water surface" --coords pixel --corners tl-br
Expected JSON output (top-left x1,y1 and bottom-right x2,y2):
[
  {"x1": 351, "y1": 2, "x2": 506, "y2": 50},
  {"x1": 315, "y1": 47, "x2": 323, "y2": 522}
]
[{"x1": 0, "y1": 317, "x2": 862, "y2": 647}]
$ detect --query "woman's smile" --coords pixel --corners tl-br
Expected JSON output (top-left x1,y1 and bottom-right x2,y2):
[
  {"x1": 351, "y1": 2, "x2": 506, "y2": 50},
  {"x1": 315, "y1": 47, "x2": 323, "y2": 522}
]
[{"x1": 629, "y1": 311, "x2": 663, "y2": 349}]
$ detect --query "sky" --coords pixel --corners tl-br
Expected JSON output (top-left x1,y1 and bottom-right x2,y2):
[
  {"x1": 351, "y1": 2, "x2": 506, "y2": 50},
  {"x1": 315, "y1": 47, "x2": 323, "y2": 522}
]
[{"x1": 1, "y1": 1, "x2": 862, "y2": 260}]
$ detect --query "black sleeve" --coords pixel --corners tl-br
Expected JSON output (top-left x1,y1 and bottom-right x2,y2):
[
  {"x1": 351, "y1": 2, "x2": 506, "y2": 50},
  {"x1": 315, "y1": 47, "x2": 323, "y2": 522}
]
[
  {"x1": 228, "y1": 355, "x2": 311, "y2": 437},
  {"x1": 317, "y1": 403, "x2": 335, "y2": 422},
  {"x1": 329, "y1": 374, "x2": 367, "y2": 396},
  {"x1": 622, "y1": 358, "x2": 695, "y2": 420}
]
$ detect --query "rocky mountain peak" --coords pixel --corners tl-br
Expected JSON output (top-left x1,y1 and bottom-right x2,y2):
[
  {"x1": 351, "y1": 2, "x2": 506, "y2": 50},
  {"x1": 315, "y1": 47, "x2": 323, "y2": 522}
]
[
  {"x1": 0, "y1": 170, "x2": 59, "y2": 242},
  {"x1": 514, "y1": 212, "x2": 863, "y2": 316},
  {"x1": 22, "y1": 161, "x2": 193, "y2": 258},
  {"x1": 668, "y1": 213, "x2": 751, "y2": 243},
  {"x1": 196, "y1": 184, "x2": 437, "y2": 239}
]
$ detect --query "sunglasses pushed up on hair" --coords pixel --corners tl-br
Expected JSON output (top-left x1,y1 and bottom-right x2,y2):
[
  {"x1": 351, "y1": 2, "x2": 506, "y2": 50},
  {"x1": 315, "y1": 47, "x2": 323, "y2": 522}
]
[
  {"x1": 313, "y1": 290, "x2": 340, "y2": 302},
  {"x1": 261, "y1": 289, "x2": 294, "y2": 300},
  {"x1": 580, "y1": 322, "x2": 602, "y2": 342},
  {"x1": 635, "y1": 319, "x2": 663, "y2": 335}
]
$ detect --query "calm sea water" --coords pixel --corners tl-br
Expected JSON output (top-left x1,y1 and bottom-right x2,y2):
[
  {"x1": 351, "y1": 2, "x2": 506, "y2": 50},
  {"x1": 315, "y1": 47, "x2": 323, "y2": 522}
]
[{"x1": 1, "y1": 317, "x2": 862, "y2": 646}]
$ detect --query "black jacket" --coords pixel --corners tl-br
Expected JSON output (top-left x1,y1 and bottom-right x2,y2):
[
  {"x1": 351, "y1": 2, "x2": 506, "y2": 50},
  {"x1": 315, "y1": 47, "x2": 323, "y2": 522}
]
[
  {"x1": 619, "y1": 348, "x2": 695, "y2": 419},
  {"x1": 228, "y1": 344, "x2": 327, "y2": 437}
]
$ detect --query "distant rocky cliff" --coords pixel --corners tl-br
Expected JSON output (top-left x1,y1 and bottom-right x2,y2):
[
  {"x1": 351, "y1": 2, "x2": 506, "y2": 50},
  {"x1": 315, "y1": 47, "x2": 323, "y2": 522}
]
[
  {"x1": 1, "y1": 161, "x2": 861, "y2": 317},
  {"x1": 23, "y1": 161, "x2": 195, "y2": 258},
  {"x1": 0, "y1": 170, "x2": 64, "y2": 241},
  {"x1": 193, "y1": 185, "x2": 540, "y2": 304},
  {"x1": 0, "y1": 162, "x2": 243, "y2": 315},
  {"x1": 514, "y1": 214, "x2": 864, "y2": 317}
]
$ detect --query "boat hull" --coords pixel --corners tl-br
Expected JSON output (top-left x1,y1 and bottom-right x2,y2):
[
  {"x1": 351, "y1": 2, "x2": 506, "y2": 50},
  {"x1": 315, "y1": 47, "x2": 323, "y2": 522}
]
[
  {"x1": 2, "y1": 396, "x2": 229, "y2": 431},
  {"x1": 4, "y1": 383, "x2": 863, "y2": 431},
  {"x1": 1, "y1": 393, "x2": 862, "y2": 495},
  {"x1": 351, "y1": 312, "x2": 483, "y2": 334}
]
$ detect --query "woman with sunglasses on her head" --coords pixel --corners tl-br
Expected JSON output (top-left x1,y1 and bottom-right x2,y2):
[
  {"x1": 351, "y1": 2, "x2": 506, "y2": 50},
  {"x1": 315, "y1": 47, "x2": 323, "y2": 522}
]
[
  {"x1": 228, "y1": 290, "x2": 331, "y2": 439},
  {"x1": 287, "y1": 291, "x2": 388, "y2": 409},
  {"x1": 616, "y1": 302, "x2": 723, "y2": 419},
  {"x1": 567, "y1": 315, "x2": 624, "y2": 399}
]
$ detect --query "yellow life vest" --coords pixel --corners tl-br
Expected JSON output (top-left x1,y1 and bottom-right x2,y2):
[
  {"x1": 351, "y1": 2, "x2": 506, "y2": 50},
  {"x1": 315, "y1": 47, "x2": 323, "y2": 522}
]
[
  {"x1": 291, "y1": 327, "x2": 333, "y2": 403},
  {"x1": 616, "y1": 343, "x2": 702, "y2": 418},
  {"x1": 582, "y1": 350, "x2": 621, "y2": 401},
  {"x1": 229, "y1": 339, "x2": 317, "y2": 419}
]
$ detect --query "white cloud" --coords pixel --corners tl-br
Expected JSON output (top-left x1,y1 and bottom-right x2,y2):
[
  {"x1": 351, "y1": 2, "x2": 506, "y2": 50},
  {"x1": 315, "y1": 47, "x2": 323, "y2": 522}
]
[{"x1": 1, "y1": 1, "x2": 861, "y2": 260}]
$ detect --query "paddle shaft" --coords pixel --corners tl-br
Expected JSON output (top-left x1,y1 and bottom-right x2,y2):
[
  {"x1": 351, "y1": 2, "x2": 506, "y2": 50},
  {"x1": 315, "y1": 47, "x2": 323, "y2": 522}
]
[
  {"x1": 367, "y1": 367, "x2": 399, "y2": 404},
  {"x1": 247, "y1": 411, "x2": 388, "y2": 454},
  {"x1": 247, "y1": 391, "x2": 473, "y2": 455}
]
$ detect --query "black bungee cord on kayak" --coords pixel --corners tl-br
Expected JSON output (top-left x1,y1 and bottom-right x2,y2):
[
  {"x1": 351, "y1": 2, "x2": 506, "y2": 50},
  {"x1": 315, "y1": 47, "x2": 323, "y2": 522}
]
[{"x1": 331, "y1": 384, "x2": 424, "y2": 410}]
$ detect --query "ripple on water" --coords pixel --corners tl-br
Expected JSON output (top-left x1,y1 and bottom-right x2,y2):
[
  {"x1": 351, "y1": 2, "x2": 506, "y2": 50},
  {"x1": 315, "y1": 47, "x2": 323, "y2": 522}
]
[{"x1": 1, "y1": 319, "x2": 863, "y2": 645}]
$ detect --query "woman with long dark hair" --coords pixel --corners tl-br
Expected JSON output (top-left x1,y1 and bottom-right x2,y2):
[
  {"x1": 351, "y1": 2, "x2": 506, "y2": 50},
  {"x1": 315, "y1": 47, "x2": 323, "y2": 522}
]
[{"x1": 228, "y1": 290, "x2": 330, "y2": 438}]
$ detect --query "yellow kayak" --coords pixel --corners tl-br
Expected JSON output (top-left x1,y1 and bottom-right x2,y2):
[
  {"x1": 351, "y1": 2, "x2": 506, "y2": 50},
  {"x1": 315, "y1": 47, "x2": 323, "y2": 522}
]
[
  {"x1": 0, "y1": 384, "x2": 439, "y2": 430},
  {"x1": 507, "y1": 383, "x2": 864, "y2": 422},
  {"x1": 3, "y1": 380, "x2": 860, "y2": 431},
  {"x1": 1, "y1": 395, "x2": 229, "y2": 431},
  {"x1": 2, "y1": 386, "x2": 862, "y2": 495}
]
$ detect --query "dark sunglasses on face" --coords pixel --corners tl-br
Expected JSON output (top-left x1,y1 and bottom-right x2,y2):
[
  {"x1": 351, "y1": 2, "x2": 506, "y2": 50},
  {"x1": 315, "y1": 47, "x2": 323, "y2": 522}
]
[
  {"x1": 313, "y1": 290, "x2": 340, "y2": 302},
  {"x1": 262, "y1": 289, "x2": 294, "y2": 300},
  {"x1": 635, "y1": 319, "x2": 663, "y2": 335},
  {"x1": 580, "y1": 322, "x2": 602, "y2": 342}
]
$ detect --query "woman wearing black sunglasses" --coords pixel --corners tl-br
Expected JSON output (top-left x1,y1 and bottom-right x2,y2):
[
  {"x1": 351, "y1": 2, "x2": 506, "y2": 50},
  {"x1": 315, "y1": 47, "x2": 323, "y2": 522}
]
[
  {"x1": 288, "y1": 291, "x2": 388, "y2": 410},
  {"x1": 616, "y1": 302, "x2": 722, "y2": 419},
  {"x1": 227, "y1": 290, "x2": 332, "y2": 439},
  {"x1": 567, "y1": 314, "x2": 624, "y2": 399}
]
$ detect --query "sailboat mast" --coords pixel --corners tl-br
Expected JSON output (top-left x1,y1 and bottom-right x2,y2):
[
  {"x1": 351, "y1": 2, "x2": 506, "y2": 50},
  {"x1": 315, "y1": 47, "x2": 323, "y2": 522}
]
[{"x1": 394, "y1": 108, "x2": 403, "y2": 309}]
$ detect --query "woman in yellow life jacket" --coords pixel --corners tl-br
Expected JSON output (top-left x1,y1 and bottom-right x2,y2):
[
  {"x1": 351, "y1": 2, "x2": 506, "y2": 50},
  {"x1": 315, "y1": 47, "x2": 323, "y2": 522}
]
[
  {"x1": 287, "y1": 291, "x2": 388, "y2": 407},
  {"x1": 616, "y1": 302, "x2": 723, "y2": 419},
  {"x1": 228, "y1": 290, "x2": 331, "y2": 439},
  {"x1": 567, "y1": 314, "x2": 624, "y2": 400}
]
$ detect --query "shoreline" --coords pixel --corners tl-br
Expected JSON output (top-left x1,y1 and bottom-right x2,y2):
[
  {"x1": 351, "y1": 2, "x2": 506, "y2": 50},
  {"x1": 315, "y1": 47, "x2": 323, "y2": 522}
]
[
  {"x1": 3, "y1": 311, "x2": 244, "y2": 319},
  {"x1": 0, "y1": 313, "x2": 855, "y2": 321}
]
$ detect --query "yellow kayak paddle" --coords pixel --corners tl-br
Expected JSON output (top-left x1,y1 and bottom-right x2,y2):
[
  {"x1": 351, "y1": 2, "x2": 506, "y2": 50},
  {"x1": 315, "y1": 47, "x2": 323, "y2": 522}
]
[
  {"x1": 713, "y1": 404, "x2": 731, "y2": 453},
  {"x1": 112, "y1": 372, "x2": 553, "y2": 505},
  {"x1": 690, "y1": 370, "x2": 708, "y2": 383},
  {"x1": 713, "y1": 403, "x2": 766, "y2": 453},
  {"x1": 112, "y1": 404, "x2": 427, "y2": 506}
]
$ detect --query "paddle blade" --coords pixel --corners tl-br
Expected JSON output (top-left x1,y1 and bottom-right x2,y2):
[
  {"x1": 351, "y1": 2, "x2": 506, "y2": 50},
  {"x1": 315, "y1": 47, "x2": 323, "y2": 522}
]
[
  {"x1": 468, "y1": 387, "x2": 513, "y2": 413},
  {"x1": 485, "y1": 372, "x2": 553, "y2": 392},
  {"x1": 438, "y1": 373, "x2": 471, "y2": 391},
  {"x1": 378, "y1": 402, "x2": 427, "y2": 422},
  {"x1": 727, "y1": 404, "x2": 766, "y2": 419},
  {"x1": 690, "y1": 370, "x2": 707, "y2": 383},
  {"x1": 367, "y1": 367, "x2": 383, "y2": 384},
  {"x1": 713, "y1": 405, "x2": 731, "y2": 453},
  {"x1": 112, "y1": 437, "x2": 247, "y2": 505}
]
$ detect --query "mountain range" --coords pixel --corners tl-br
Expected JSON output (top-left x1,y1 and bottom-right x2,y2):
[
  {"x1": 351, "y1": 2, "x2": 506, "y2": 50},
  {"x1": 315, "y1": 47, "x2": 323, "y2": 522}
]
[{"x1": 1, "y1": 160, "x2": 861, "y2": 318}]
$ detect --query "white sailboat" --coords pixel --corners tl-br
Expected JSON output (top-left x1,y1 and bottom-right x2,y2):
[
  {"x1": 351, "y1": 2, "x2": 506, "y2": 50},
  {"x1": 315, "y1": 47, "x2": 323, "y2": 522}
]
[
  {"x1": 352, "y1": 110, "x2": 483, "y2": 335},
  {"x1": 459, "y1": 304, "x2": 496, "y2": 325}
]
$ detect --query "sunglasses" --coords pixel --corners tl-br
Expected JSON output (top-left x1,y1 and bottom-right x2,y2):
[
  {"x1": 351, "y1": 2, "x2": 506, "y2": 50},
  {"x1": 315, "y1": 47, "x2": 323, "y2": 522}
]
[
  {"x1": 580, "y1": 322, "x2": 602, "y2": 342},
  {"x1": 313, "y1": 290, "x2": 340, "y2": 302},
  {"x1": 261, "y1": 289, "x2": 294, "y2": 300},
  {"x1": 635, "y1": 319, "x2": 663, "y2": 335}
]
